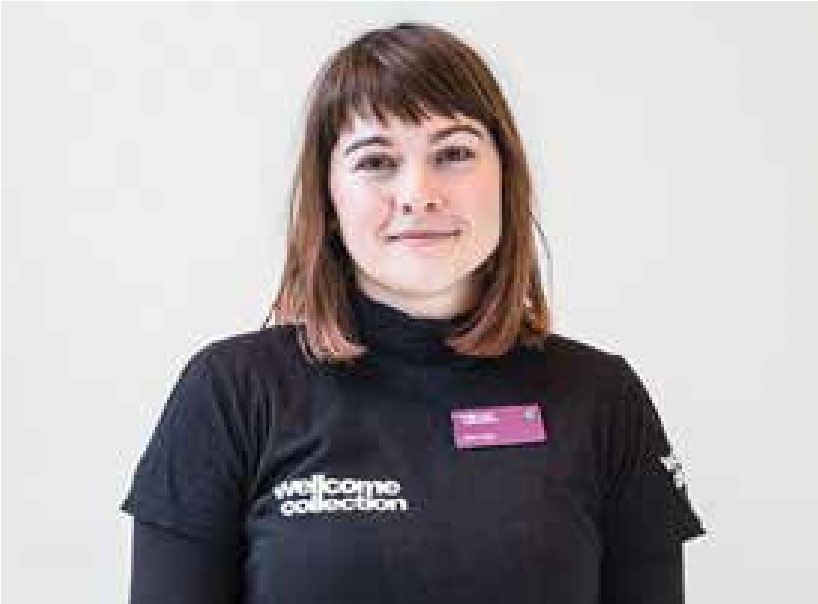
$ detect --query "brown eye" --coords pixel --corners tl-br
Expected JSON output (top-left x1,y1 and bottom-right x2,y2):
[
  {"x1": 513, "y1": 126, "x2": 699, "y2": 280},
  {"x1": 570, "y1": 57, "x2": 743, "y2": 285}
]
[
  {"x1": 355, "y1": 154, "x2": 397, "y2": 172},
  {"x1": 436, "y1": 146, "x2": 476, "y2": 165}
]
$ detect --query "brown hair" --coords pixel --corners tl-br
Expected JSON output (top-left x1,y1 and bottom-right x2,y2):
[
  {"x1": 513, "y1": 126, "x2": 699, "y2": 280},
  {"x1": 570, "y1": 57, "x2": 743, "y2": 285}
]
[{"x1": 262, "y1": 21, "x2": 552, "y2": 365}]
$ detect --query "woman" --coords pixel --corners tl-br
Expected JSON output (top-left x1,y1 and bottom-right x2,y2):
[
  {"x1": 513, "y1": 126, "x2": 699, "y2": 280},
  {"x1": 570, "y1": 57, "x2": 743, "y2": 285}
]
[{"x1": 121, "y1": 22, "x2": 706, "y2": 603}]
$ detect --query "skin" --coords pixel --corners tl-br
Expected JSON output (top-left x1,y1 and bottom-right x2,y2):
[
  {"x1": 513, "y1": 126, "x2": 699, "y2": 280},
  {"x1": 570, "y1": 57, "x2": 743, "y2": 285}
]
[{"x1": 328, "y1": 109, "x2": 503, "y2": 319}]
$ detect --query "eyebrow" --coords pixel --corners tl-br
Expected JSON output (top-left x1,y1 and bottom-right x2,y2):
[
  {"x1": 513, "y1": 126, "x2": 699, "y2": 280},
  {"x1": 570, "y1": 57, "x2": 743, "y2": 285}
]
[{"x1": 343, "y1": 124, "x2": 484, "y2": 157}]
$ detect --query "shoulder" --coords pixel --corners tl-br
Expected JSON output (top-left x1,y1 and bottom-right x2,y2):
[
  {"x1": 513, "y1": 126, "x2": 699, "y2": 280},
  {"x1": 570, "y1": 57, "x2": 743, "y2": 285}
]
[
  {"x1": 536, "y1": 334, "x2": 666, "y2": 431},
  {"x1": 526, "y1": 331, "x2": 632, "y2": 385},
  {"x1": 157, "y1": 325, "x2": 312, "y2": 441},
  {"x1": 198, "y1": 323, "x2": 302, "y2": 365},
  {"x1": 181, "y1": 323, "x2": 309, "y2": 392},
  {"x1": 537, "y1": 331, "x2": 618, "y2": 361}
]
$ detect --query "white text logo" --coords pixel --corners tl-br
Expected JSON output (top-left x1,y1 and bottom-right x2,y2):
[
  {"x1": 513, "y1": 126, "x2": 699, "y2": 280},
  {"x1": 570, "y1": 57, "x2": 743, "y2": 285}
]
[
  {"x1": 273, "y1": 473, "x2": 410, "y2": 517},
  {"x1": 659, "y1": 451, "x2": 688, "y2": 489}
]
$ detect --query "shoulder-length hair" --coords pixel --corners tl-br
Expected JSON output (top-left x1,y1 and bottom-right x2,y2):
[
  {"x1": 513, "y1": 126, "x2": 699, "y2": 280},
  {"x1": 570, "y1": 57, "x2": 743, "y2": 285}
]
[{"x1": 262, "y1": 21, "x2": 552, "y2": 365}]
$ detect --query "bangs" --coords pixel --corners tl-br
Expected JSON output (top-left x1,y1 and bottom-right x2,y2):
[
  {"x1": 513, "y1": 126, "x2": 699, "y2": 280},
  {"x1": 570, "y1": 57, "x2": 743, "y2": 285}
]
[{"x1": 318, "y1": 28, "x2": 491, "y2": 148}]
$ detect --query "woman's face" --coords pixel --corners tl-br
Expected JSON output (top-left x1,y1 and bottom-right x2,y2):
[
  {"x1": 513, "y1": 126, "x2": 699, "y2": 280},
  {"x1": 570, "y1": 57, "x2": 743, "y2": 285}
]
[{"x1": 328, "y1": 109, "x2": 502, "y2": 318}]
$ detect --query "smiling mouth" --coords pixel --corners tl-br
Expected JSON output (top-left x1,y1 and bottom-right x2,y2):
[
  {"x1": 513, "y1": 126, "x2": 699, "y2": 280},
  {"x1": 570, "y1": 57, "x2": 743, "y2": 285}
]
[{"x1": 387, "y1": 230, "x2": 461, "y2": 242}]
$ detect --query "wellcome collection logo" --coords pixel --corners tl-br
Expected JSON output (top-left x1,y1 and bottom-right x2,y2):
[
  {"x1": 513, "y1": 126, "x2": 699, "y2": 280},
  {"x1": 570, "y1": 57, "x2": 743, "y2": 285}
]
[{"x1": 273, "y1": 473, "x2": 410, "y2": 517}]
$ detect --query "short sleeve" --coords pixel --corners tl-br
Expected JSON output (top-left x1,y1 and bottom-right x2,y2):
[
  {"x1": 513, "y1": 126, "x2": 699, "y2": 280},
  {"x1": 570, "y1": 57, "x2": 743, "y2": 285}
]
[
  {"x1": 119, "y1": 345, "x2": 248, "y2": 545},
  {"x1": 599, "y1": 356, "x2": 707, "y2": 557}
]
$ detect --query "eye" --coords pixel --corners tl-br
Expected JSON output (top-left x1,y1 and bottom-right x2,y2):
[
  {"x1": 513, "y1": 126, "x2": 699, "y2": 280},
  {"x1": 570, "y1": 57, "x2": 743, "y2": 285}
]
[
  {"x1": 354, "y1": 154, "x2": 398, "y2": 172},
  {"x1": 353, "y1": 146, "x2": 476, "y2": 173},
  {"x1": 436, "y1": 146, "x2": 476, "y2": 165}
]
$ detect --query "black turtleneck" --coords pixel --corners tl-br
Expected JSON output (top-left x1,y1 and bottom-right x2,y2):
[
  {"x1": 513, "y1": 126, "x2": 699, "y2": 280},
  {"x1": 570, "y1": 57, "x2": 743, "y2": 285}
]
[
  {"x1": 349, "y1": 282, "x2": 472, "y2": 359},
  {"x1": 346, "y1": 281, "x2": 510, "y2": 372},
  {"x1": 121, "y1": 289, "x2": 706, "y2": 603}
]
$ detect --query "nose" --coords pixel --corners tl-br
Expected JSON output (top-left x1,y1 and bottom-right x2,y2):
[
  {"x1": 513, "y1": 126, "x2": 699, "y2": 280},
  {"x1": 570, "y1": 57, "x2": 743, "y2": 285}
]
[
  {"x1": 396, "y1": 165, "x2": 445, "y2": 215},
  {"x1": 399, "y1": 196, "x2": 443, "y2": 215}
]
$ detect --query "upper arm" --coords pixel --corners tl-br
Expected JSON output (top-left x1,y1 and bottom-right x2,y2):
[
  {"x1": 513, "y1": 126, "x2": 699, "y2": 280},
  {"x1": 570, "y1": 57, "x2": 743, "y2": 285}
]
[
  {"x1": 119, "y1": 344, "x2": 249, "y2": 544},
  {"x1": 120, "y1": 344, "x2": 252, "y2": 598},
  {"x1": 129, "y1": 519, "x2": 243, "y2": 604},
  {"x1": 597, "y1": 355, "x2": 705, "y2": 601},
  {"x1": 600, "y1": 542, "x2": 685, "y2": 604}
]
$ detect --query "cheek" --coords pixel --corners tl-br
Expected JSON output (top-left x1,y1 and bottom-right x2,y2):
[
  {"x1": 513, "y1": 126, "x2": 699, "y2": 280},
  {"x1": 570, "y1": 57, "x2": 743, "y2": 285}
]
[
  {"x1": 459, "y1": 166, "x2": 502, "y2": 240},
  {"x1": 332, "y1": 174, "x2": 383, "y2": 227},
  {"x1": 331, "y1": 182, "x2": 390, "y2": 257}
]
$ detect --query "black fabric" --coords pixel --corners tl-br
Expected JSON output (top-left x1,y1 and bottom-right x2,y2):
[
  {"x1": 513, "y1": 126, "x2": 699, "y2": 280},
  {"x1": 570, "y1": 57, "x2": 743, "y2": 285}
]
[
  {"x1": 130, "y1": 519, "x2": 242, "y2": 604},
  {"x1": 121, "y1": 282, "x2": 706, "y2": 602},
  {"x1": 128, "y1": 519, "x2": 685, "y2": 604},
  {"x1": 600, "y1": 542, "x2": 685, "y2": 603}
]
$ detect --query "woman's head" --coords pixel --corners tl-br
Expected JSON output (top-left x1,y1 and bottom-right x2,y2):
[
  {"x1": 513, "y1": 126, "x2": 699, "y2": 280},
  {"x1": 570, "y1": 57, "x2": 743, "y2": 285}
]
[
  {"x1": 267, "y1": 22, "x2": 551, "y2": 363},
  {"x1": 329, "y1": 107, "x2": 502, "y2": 321}
]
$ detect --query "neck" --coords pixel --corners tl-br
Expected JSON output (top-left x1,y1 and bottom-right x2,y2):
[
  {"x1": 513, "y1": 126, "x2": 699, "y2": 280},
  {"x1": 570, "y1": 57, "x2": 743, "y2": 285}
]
[{"x1": 347, "y1": 281, "x2": 488, "y2": 369}]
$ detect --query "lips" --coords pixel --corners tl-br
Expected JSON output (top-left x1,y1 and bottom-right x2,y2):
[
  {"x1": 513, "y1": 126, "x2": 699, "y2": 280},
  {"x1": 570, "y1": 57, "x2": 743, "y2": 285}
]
[{"x1": 387, "y1": 229, "x2": 461, "y2": 241}]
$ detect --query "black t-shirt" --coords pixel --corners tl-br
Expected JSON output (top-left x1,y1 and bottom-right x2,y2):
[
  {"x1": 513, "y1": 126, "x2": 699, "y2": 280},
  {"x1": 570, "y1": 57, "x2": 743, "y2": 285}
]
[{"x1": 120, "y1": 284, "x2": 706, "y2": 603}]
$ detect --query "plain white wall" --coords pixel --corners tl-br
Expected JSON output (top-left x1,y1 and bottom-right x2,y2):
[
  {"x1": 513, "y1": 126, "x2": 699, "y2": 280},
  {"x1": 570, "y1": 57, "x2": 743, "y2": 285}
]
[{"x1": 3, "y1": 2, "x2": 817, "y2": 602}]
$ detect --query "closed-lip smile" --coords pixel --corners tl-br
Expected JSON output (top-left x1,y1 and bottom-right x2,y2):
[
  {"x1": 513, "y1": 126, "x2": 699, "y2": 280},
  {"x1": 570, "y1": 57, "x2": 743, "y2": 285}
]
[{"x1": 387, "y1": 229, "x2": 461, "y2": 241}]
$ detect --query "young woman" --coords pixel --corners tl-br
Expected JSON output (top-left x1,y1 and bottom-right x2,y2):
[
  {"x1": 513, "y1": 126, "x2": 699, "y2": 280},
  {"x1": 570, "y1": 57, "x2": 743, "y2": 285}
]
[{"x1": 121, "y1": 22, "x2": 706, "y2": 603}]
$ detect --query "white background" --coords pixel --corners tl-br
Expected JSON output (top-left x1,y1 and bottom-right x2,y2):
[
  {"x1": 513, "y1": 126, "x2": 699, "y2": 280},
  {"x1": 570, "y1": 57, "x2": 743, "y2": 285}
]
[{"x1": 3, "y1": 1, "x2": 817, "y2": 602}]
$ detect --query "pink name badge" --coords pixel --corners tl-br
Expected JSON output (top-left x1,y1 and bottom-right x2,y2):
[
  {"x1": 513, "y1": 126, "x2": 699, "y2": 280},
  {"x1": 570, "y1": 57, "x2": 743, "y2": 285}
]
[{"x1": 450, "y1": 404, "x2": 547, "y2": 449}]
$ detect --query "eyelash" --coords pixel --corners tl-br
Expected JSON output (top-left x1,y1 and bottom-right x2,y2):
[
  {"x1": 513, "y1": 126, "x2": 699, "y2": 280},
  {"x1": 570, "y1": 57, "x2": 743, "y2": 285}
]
[{"x1": 354, "y1": 146, "x2": 476, "y2": 172}]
